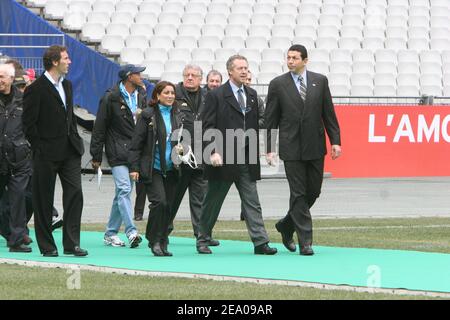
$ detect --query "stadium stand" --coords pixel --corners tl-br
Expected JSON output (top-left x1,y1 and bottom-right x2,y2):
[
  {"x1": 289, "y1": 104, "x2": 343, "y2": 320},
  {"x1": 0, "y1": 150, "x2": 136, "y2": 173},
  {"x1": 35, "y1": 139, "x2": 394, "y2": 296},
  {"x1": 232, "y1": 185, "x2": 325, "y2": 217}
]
[{"x1": 7, "y1": 0, "x2": 450, "y2": 98}]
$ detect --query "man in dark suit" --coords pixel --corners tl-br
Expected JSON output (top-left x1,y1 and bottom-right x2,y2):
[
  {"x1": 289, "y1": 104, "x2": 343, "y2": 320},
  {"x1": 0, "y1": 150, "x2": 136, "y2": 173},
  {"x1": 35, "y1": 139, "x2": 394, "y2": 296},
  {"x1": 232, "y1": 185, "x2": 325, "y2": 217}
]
[
  {"x1": 196, "y1": 55, "x2": 277, "y2": 255},
  {"x1": 23, "y1": 45, "x2": 87, "y2": 257},
  {"x1": 265, "y1": 44, "x2": 341, "y2": 256}
]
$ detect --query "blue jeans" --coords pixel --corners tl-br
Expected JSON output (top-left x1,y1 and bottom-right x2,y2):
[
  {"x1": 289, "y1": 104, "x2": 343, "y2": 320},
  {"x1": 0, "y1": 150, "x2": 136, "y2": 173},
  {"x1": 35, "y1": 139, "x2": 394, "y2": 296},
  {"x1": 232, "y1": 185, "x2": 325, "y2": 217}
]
[{"x1": 105, "y1": 165, "x2": 137, "y2": 238}]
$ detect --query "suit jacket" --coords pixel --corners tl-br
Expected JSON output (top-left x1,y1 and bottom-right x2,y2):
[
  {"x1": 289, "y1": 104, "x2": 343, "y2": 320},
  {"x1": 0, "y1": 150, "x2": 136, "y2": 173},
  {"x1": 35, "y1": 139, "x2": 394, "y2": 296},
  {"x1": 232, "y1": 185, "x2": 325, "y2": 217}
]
[
  {"x1": 265, "y1": 71, "x2": 341, "y2": 161},
  {"x1": 22, "y1": 73, "x2": 84, "y2": 161},
  {"x1": 201, "y1": 81, "x2": 261, "y2": 182}
]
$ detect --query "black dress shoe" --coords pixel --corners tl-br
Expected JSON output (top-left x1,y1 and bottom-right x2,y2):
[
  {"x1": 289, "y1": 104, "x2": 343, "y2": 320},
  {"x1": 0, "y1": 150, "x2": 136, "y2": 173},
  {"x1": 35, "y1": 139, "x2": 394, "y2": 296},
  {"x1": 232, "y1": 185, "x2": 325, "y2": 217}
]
[
  {"x1": 9, "y1": 244, "x2": 32, "y2": 253},
  {"x1": 160, "y1": 242, "x2": 173, "y2": 256},
  {"x1": 64, "y1": 246, "x2": 88, "y2": 256},
  {"x1": 197, "y1": 245, "x2": 212, "y2": 254},
  {"x1": 275, "y1": 221, "x2": 296, "y2": 252},
  {"x1": 254, "y1": 243, "x2": 278, "y2": 255},
  {"x1": 300, "y1": 245, "x2": 314, "y2": 256},
  {"x1": 207, "y1": 239, "x2": 220, "y2": 246},
  {"x1": 134, "y1": 215, "x2": 143, "y2": 221},
  {"x1": 151, "y1": 243, "x2": 165, "y2": 256},
  {"x1": 43, "y1": 250, "x2": 58, "y2": 257}
]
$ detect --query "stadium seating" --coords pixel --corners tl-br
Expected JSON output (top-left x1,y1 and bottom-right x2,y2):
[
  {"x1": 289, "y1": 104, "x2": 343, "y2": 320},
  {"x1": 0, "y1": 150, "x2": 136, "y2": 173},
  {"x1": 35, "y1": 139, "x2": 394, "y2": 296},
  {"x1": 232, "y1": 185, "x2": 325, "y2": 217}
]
[{"x1": 25, "y1": 0, "x2": 450, "y2": 97}]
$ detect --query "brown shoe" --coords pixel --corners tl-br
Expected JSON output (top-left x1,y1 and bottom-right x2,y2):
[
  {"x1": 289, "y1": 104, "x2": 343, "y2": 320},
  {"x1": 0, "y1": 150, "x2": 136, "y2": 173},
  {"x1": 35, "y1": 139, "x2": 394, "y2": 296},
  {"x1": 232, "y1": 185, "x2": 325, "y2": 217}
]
[
  {"x1": 254, "y1": 243, "x2": 278, "y2": 255},
  {"x1": 23, "y1": 234, "x2": 33, "y2": 245},
  {"x1": 300, "y1": 245, "x2": 314, "y2": 256},
  {"x1": 197, "y1": 245, "x2": 212, "y2": 254}
]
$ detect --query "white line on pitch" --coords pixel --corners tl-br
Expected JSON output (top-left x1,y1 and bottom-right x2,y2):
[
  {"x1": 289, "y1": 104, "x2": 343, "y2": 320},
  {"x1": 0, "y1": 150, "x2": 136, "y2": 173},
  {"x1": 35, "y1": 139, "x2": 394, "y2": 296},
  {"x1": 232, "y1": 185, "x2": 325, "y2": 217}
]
[{"x1": 171, "y1": 224, "x2": 450, "y2": 233}]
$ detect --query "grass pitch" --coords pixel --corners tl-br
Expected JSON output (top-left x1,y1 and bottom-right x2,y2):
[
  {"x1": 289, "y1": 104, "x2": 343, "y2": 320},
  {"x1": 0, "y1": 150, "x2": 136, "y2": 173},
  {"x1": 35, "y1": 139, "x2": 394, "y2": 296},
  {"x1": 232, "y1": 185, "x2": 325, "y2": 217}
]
[{"x1": 1, "y1": 217, "x2": 449, "y2": 300}]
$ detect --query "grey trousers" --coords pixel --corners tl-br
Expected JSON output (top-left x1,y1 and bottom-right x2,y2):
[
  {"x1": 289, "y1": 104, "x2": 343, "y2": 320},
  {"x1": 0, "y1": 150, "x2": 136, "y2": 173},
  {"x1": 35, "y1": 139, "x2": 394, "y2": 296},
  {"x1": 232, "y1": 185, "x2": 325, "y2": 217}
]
[{"x1": 197, "y1": 165, "x2": 270, "y2": 247}]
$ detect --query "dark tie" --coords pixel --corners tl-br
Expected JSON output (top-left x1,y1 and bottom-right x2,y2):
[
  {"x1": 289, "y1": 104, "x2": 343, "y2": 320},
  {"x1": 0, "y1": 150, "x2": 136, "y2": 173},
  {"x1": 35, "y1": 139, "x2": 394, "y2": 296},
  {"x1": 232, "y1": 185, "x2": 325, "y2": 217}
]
[
  {"x1": 298, "y1": 75, "x2": 307, "y2": 101},
  {"x1": 237, "y1": 88, "x2": 246, "y2": 114}
]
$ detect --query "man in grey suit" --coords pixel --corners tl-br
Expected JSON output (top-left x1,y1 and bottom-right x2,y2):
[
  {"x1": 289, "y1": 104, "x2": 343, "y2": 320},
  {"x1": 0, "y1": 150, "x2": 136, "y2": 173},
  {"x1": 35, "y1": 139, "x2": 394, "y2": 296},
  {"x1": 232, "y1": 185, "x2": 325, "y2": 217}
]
[
  {"x1": 196, "y1": 55, "x2": 277, "y2": 255},
  {"x1": 265, "y1": 44, "x2": 342, "y2": 256}
]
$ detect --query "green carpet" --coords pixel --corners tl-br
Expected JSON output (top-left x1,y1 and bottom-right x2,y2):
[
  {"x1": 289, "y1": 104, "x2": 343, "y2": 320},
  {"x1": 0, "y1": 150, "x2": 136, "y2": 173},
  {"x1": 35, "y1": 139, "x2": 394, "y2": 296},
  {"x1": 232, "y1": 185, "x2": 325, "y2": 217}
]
[{"x1": 1, "y1": 230, "x2": 449, "y2": 293}]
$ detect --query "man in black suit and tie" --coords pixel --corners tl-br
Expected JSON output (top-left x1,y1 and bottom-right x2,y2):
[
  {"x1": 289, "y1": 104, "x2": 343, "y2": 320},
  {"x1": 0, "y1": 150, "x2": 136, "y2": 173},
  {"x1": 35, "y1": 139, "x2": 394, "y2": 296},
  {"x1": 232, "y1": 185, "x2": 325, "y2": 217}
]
[
  {"x1": 196, "y1": 55, "x2": 277, "y2": 255},
  {"x1": 265, "y1": 44, "x2": 341, "y2": 256},
  {"x1": 23, "y1": 45, "x2": 87, "y2": 257}
]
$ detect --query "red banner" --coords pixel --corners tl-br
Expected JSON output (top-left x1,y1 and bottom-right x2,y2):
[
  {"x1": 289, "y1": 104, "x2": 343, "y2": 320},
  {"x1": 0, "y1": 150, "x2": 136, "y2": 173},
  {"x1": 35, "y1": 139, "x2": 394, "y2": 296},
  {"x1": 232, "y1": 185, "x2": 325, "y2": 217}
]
[{"x1": 324, "y1": 105, "x2": 450, "y2": 177}]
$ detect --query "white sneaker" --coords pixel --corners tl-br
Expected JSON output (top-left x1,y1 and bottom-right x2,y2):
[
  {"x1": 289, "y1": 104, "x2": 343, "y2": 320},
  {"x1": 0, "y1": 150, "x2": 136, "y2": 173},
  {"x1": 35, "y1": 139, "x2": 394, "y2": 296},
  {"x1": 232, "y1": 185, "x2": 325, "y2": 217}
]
[
  {"x1": 128, "y1": 233, "x2": 142, "y2": 248},
  {"x1": 104, "y1": 235, "x2": 125, "y2": 247}
]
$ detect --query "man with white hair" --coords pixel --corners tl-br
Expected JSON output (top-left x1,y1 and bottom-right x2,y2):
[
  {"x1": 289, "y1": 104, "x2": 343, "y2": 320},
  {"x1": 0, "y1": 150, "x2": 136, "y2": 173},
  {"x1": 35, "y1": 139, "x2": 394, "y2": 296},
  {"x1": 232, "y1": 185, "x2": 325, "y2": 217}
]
[
  {"x1": 169, "y1": 64, "x2": 220, "y2": 246},
  {"x1": 0, "y1": 63, "x2": 32, "y2": 253}
]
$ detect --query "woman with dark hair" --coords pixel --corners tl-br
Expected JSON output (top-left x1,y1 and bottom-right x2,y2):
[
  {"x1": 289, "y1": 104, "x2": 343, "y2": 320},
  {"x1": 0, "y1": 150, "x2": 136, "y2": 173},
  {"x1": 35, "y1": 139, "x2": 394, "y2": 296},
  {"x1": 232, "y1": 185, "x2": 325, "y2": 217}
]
[{"x1": 128, "y1": 81, "x2": 184, "y2": 256}]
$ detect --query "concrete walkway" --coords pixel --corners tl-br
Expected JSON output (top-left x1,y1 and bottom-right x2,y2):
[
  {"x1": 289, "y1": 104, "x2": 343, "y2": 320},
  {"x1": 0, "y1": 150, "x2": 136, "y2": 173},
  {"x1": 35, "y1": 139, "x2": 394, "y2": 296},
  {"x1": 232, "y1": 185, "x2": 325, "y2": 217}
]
[{"x1": 52, "y1": 175, "x2": 450, "y2": 223}]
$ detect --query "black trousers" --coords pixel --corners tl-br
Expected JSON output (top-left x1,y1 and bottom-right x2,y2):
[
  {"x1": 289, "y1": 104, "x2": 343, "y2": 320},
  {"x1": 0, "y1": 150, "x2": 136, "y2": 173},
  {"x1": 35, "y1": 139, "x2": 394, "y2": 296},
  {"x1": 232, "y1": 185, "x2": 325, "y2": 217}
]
[
  {"x1": 169, "y1": 165, "x2": 207, "y2": 238},
  {"x1": 134, "y1": 180, "x2": 146, "y2": 218},
  {"x1": 0, "y1": 177, "x2": 32, "y2": 240},
  {"x1": 197, "y1": 165, "x2": 270, "y2": 247},
  {"x1": 278, "y1": 158, "x2": 324, "y2": 246},
  {"x1": 145, "y1": 170, "x2": 177, "y2": 247},
  {"x1": 0, "y1": 178, "x2": 59, "y2": 240},
  {"x1": 0, "y1": 165, "x2": 31, "y2": 247},
  {"x1": 32, "y1": 155, "x2": 83, "y2": 254}
]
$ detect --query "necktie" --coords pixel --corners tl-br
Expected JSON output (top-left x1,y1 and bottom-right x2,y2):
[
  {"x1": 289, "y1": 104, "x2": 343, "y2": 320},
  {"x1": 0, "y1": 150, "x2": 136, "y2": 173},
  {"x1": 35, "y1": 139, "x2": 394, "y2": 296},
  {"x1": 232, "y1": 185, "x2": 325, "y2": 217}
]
[
  {"x1": 237, "y1": 88, "x2": 246, "y2": 114},
  {"x1": 298, "y1": 75, "x2": 307, "y2": 101}
]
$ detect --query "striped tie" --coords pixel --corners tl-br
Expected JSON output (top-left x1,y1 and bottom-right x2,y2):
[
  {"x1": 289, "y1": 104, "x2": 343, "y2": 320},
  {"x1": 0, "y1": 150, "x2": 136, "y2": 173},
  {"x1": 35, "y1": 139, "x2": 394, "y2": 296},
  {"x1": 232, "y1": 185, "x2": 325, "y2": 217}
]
[
  {"x1": 298, "y1": 75, "x2": 307, "y2": 101},
  {"x1": 237, "y1": 88, "x2": 246, "y2": 114}
]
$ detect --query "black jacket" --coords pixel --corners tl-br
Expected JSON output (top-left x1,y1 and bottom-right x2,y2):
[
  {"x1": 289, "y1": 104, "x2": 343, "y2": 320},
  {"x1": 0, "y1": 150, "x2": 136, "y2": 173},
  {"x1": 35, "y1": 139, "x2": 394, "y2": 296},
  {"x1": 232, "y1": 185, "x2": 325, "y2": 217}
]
[
  {"x1": 128, "y1": 105, "x2": 184, "y2": 183},
  {"x1": 22, "y1": 74, "x2": 84, "y2": 161},
  {"x1": 257, "y1": 96, "x2": 265, "y2": 129},
  {"x1": 265, "y1": 71, "x2": 341, "y2": 161},
  {"x1": 201, "y1": 81, "x2": 261, "y2": 182},
  {"x1": 175, "y1": 83, "x2": 207, "y2": 161},
  {"x1": 0, "y1": 86, "x2": 31, "y2": 174},
  {"x1": 90, "y1": 83, "x2": 146, "y2": 167}
]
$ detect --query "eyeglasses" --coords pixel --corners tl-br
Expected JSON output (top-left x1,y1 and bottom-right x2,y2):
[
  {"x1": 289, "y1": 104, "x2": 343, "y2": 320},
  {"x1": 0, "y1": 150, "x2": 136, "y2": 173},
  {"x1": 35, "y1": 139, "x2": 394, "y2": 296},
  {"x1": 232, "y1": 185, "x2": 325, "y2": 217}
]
[{"x1": 183, "y1": 73, "x2": 201, "y2": 78}]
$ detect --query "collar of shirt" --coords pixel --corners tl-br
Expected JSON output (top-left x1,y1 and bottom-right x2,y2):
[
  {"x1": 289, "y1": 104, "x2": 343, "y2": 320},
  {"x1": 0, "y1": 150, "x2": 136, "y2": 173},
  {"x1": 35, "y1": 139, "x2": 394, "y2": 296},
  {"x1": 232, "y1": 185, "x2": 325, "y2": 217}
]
[
  {"x1": 119, "y1": 82, "x2": 138, "y2": 113},
  {"x1": 229, "y1": 81, "x2": 247, "y2": 108},
  {"x1": 290, "y1": 69, "x2": 307, "y2": 88},
  {"x1": 44, "y1": 71, "x2": 66, "y2": 107},
  {"x1": 44, "y1": 71, "x2": 64, "y2": 87}
]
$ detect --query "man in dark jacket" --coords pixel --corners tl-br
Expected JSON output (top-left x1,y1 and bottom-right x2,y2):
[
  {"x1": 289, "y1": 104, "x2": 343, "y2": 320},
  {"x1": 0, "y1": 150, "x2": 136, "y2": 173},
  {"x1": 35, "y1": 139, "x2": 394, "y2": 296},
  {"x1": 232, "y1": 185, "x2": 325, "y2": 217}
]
[
  {"x1": 0, "y1": 63, "x2": 32, "y2": 253},
  {"x1": 196, "y1": 55, "x2": 277, "y2": 255},
  {"x1": 90, "y1": 64, "x2": 146, "y2": 249},
  {"x1": 23, "y1": 45, "x2": 86, "y2": 257},
  {"x1": 169, "y1": 64, "x2": 219, "y2": 246},
  {"x1": 265, "y1": 44, "x2": 341, "y2": 256}
]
